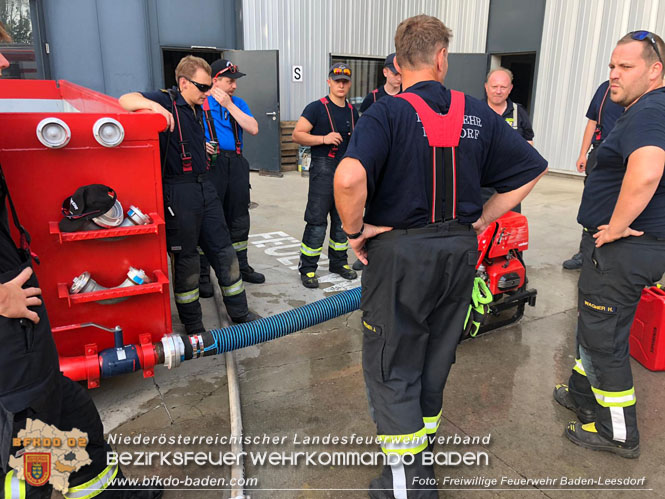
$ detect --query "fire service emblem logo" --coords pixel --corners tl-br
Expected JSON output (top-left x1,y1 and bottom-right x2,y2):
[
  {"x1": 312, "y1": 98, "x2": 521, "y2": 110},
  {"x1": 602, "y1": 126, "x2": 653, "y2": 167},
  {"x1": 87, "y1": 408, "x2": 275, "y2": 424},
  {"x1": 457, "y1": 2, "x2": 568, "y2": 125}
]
[{"x1": 24, "y1": 453, "x2": 51, "y2": 487}]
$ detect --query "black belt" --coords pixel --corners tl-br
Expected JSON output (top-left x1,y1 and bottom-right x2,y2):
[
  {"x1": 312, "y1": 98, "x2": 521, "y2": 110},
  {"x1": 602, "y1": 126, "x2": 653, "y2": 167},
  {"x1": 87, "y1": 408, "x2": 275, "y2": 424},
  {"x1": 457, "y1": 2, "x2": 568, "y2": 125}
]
[
  {"x1": 220, "y1": 149, "x2": 242, "y2": 158},
  {"x1": 374, "y1": 221, "x2": 473, "y2": 241},
  {"x1": 163, "y1": 173, "x2": 208, "y2": 184}
]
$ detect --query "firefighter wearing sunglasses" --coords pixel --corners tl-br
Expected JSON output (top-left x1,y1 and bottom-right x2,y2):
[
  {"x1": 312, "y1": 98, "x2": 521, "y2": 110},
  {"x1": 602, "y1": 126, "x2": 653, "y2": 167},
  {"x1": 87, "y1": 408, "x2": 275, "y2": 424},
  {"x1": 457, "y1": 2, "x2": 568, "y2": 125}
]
[
  {"x1": 198, "y1": 59, "x2": 264, "y2": 298},
  {"x1": 554, "y1": 30, "x2": 665, "y2": 459},
  {"x1": 292, "y1": 63, "x2": 360, "y2": 289},
  {"x1": 119, "y1": 55, "x2": 260, "y2": 335}
]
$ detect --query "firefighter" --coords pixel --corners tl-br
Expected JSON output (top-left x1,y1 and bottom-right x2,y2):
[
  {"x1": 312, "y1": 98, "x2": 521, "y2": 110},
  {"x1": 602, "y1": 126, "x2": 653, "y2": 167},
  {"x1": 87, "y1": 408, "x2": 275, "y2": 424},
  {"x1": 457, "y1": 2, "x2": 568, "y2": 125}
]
[
  {"x1": 199, "y1": 58, "x2": 264, "y2": 298},
  {"x1": 554, "y1": 31, "x2": 665, "y2": 459},
  {"x1": 119, "y1": 56, "x2": 259, "y2": 332},
  {"x1": 292, "y1": 63, "x2": 360, "y2": 288},
  {"x1": 0, "y1": 24, "x2": 159, "y2": 498},
  {"x1": 562, "y1": 79, "x2": 624, "y2": 270},
  {"x1": 359, "y1": 53, "x2": 402, "y2": 113},
  {"x1": 335, "y1": 15, "x2": 547, "y2": 497},
  {"x1": 481, "y1": 67, "x2": 535, "y2": 213}
]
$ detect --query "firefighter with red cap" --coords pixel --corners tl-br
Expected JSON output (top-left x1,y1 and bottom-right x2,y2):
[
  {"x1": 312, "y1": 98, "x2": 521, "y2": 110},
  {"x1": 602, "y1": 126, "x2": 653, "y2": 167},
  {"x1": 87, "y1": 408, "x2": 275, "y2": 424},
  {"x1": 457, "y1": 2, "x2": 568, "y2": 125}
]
[
  {"x1": 335, "y1": 15, "x2": 547, "y2": 497},
  {"x1": 292, "y1": 62, "x2": 360, "y2": 288},
  {"x1": 198, "y1": 58, "x2": 265, "y2": 298}
]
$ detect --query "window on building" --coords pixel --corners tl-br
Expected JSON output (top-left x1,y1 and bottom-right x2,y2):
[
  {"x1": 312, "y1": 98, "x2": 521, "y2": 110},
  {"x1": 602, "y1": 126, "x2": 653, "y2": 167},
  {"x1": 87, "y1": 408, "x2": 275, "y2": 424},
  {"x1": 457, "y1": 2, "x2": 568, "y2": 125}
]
[
  {"x1": 0, "y1": 0, "x2": 38, "y2": 79},
  {"x1": 162, "y1": 48, "x2": 222, "y2": 89},
  {"x1": 331, "y1": 55, "x2": 384, "y2": 112}
]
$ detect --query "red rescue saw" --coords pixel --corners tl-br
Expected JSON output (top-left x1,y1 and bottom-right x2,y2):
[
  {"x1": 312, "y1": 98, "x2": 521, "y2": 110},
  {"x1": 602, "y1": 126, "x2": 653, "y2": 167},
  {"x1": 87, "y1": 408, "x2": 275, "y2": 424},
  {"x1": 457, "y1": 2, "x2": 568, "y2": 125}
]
[{"x1": 472, "y1": 210, "x2": 537, "y2": 335}]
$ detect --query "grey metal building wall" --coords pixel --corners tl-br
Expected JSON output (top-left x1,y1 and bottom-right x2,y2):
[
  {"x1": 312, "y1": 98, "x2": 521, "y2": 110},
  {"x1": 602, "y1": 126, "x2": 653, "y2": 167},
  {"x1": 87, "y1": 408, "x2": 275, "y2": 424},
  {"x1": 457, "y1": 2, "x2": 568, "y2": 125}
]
[
  {"x1": 533, "y1": 0, "x2": 665, "y2": 173},
  {"x1": 43, "y1": 0, "x2": 238, "y2": 97},
  {"x1": 242, "y1": 0, "x2": 490, "y2": 120}
]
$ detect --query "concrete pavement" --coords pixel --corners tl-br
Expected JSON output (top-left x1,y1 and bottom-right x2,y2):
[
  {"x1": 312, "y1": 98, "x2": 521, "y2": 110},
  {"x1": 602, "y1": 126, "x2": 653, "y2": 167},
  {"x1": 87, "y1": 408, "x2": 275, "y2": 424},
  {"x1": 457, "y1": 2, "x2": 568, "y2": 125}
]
[{"x1": 85, "y1": 172, "x2": 664, "y2": 499}]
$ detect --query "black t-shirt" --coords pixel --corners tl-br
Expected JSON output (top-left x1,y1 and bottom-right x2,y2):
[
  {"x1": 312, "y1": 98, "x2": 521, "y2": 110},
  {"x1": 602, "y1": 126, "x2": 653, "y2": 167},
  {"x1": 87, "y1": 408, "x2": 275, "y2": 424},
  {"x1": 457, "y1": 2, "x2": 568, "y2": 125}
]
[
  {"x1": 301, "y1": 97, "x2": 359, "y2": 158},
  {"x1": 360, "y1": 86, "x2": 388, "y2": 113},
  {"x1": 578, "y1": 86, "x2": 665, "y2": 237},
  {"x1": 141, "y1": 87, "x2": 208, "y2": 176},
  {"x1": 586, "y1": 80, "x2": 624, "y2": 147},
  {"x1": 345, "y1": 81, "x2": 548, "y2": 228},
  {"x1": 500, "y1": 99, "x2": 534, "y2": 141}
]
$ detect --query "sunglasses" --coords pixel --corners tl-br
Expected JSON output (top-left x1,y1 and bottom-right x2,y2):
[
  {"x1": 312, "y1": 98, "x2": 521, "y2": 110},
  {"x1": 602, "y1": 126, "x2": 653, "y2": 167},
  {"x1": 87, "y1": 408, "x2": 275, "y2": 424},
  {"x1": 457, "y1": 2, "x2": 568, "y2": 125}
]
[
  {"x1": 214, "y1": 64, "x2": 239, "y2": 78},
  {"x1": 630, "y1": 30, "x2": 663, "y2": 65},
  {"x1": 186, "y1": 77, "x2": 212, "y2": 93},
  {"x1": 331, "y1": 67, "x2": 351, "y2": 76}
]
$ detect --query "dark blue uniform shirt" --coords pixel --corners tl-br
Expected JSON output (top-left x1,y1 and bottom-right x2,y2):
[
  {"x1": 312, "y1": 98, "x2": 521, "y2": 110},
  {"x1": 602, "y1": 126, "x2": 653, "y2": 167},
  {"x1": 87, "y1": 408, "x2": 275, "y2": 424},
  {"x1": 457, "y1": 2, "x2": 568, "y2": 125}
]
[
  {"x1": 586, "y1": 80, "x2": 624, "y2": 147},
  {"x1": 345, "y1": 81, "x2": 548, "y2": 229},
  {"x1": 204, "y1": 95, "x2": 252, "y2": 152},
  {"x1": 142, "y1": 87, "x2": 208, "y2": 176},
  {"x1": 501, "y1": 99, "x2": 534, "y2": 141},
  {"x1": 360, "y1": 86, "x2": 388, "y2": 113},
  {"x1": 578, "y1": 86, "x2": 665, "y2": 238},
  {"x1": 302, "y1": 97, "x2": 360, "y2": 159}
]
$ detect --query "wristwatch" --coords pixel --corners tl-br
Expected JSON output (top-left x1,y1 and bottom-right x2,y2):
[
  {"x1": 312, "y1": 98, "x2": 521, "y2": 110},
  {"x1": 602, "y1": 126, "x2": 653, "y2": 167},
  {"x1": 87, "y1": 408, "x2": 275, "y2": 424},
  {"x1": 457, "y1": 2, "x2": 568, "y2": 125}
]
[{"x1": 344, "y1": 224, "x2": 364, "y2": 239}]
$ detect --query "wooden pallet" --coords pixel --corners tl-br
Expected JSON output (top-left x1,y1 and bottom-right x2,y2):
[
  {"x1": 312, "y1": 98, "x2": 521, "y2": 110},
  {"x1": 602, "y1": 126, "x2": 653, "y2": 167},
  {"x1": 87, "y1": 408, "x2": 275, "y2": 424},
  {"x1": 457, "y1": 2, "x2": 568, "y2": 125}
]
[{"x1": 280, "y1": 121, "x2": 298, "y2": 172}]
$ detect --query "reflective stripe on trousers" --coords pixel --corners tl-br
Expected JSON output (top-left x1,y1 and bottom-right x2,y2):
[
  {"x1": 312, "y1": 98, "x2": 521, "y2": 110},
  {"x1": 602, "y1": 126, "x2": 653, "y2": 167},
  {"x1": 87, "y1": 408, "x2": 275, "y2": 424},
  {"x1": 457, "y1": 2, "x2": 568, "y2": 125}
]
[
  {"x1": 328, "y1": 239, "x2": 349, "y2": 251},
  {"x1": 3, "y1": 470, "x2": 25, "y2": 499},
  {"x1": 64, "y1": 463, "x2": 118, "y2": 499},
  {"x1": 222, "y1": 279, "x2": 245, "y2": 297},
  {"x1": 423, "y1": 409, "x2": 442, "y2": 435},
  {"x1": 175, "y1": 288, "x2": 199, "y2": 304},
  {"x1": 378, "y1": 427, "x2": 428, "y2": 455},
  {"x1": 232, "y1": 241, "x2": 248, "y2": 252},
  {"x1": 300, "y1": 243, "x2": 322, "y2": 257}
]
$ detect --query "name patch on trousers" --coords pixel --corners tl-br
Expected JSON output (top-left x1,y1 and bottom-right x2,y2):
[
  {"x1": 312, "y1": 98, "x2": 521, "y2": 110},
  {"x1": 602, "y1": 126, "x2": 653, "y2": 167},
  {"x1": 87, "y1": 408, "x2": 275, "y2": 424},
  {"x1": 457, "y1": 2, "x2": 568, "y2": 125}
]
[{"x1": 583, "y1": 300, "x2": 616, "y2": 314}]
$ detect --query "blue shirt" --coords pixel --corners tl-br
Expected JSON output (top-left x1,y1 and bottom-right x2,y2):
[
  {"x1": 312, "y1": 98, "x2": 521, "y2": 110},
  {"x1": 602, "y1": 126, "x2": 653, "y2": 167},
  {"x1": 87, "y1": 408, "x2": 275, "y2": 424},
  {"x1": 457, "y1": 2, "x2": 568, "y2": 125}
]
[
  {"x1": 204, "y1": 95, "x2": 253, "y2": 152},
  {"x1": 142, "y1": 87, "x2": 208, "y2": 176},
  {"x1": 500, "y1": 99, "x2": 534, "y2": 141},
  {"x1": 578, "y1": 86, "x2": 665, "y2": 237},
  {"x1": 344, "y1": 81, "x2": 548, "y2": 229},
  {"x1": 586, "y1": 81, "x2": 624, "y2": 147}
]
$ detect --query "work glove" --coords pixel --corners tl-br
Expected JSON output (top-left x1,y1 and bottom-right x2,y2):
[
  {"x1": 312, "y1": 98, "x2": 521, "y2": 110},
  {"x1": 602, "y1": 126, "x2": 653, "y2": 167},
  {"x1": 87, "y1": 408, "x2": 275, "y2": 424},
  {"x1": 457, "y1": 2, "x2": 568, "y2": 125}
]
[{"x1": 462, "y1": 277, "x2": 493, "y2": 339}]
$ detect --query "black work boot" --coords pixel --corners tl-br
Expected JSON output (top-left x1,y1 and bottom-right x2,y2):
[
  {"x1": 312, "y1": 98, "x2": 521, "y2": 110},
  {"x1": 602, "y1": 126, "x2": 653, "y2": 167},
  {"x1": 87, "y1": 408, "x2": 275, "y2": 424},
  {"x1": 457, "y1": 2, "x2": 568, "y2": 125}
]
[
  {"x1": 352, "y1": 259, "x2": 365, "y2": 271},
  {"x1": 241, "y1": 265, "x2": 266, "y2": 284},
  {"x1": 562, "y1": 252, "x2": 583, "y2": 270},
  {"x1": 231, "y1": 310, "x2": 262, "y2": 324},
  {"x1": 553, "y1": 383, "x2": 596, "y2": 424},
  {"x1": 565, "y1": 421, "x2": 640, "y2": 459},
  {"x1": 237, "y1": 249, "x2": 265, "y2": 284},
  {"x1": 330, "y1": 264, "x2": 358, "y2": 280},
  {"x1": 301, "y1": 272, "x2": 319, "y2": 289}
]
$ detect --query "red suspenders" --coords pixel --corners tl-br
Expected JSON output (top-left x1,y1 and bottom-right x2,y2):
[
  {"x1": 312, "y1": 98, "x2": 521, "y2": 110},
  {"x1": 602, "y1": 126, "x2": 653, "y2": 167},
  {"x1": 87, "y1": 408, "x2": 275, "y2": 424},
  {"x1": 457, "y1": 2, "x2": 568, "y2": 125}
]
[
  {"x1": 594, "y1": 84, "x2": 611, "y2": 142},
  {"x1": 396, "y1": 90, "x2": 465, "y2": 223},
  {"x1": 167, "y1": 89, "x2": 193, "y2": 172},
  {"x1": 319, "y1": 97, "x2": 355, "y2": 159},
  {"x1": 371, "y1": 88, "x2": 379, "y2": 103}
]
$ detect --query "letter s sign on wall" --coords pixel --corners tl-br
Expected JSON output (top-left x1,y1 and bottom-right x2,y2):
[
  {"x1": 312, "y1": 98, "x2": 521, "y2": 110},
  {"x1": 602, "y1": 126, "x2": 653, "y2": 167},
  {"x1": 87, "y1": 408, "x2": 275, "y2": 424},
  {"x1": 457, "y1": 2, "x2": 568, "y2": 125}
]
[{"x1": 292, "y1": 66, "x2": 303, "y2": 83}]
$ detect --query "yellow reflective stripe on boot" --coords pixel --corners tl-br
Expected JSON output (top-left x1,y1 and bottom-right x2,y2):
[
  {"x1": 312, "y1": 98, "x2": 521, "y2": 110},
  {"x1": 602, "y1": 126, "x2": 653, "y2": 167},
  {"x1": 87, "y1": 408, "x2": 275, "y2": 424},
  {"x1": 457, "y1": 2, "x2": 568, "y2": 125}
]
[
  {"x1": 423, "y1": 410, "x2": 442, "y2": 435},
  {"x1": 222, "y1": 279, "x2": 245, "y2": 297},
  {"x1": 378, "y1": 428, "x2": 428, "y2": 455},
  {"x1": 233, "y1": 241, "x2": 248, "y2": 252},
  {"x1": 64, "y1": 464, "x2": 118, "y2": 499},
  {"x1": 4, "y1": 470, "x2": 25, "y2": 499},
  {"x1": 328, "y1": 238, "x2": 349, "y2": 251},
  {"x1": 175, "y1": 288, "x2": 199, "y2": 304},
  {"x1": 591, "y1": 386, "x2": 636, "y2": 407},
  {"x1": 573, "y1": 358, "x2": 586, "y2": 376},
  {"x1": 300, "y1": 243, "x2": 322, "y2": 257}
]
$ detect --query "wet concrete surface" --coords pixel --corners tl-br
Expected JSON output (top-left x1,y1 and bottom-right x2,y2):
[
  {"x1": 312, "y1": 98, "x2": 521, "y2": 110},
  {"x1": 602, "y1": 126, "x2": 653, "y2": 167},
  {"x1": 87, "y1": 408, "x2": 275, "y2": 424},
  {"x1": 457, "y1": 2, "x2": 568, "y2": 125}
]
[{"x1": 87, "y1": 172, "x2": 664, "y2": 498}]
